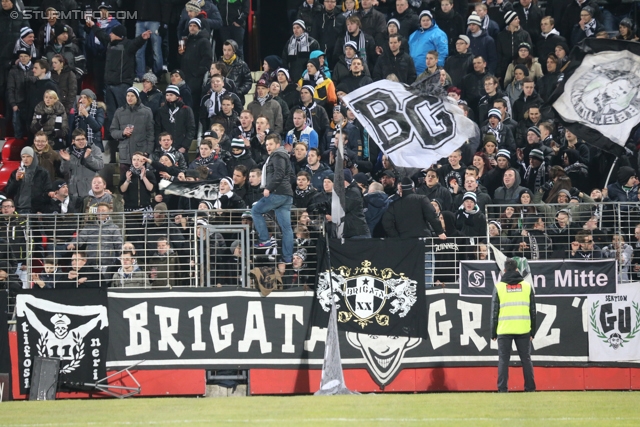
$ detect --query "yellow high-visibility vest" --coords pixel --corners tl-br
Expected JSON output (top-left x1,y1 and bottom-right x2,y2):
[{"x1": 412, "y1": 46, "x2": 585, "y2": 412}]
[{"x1": 496, "y1": 280, "x2": 532, "y2": 335}]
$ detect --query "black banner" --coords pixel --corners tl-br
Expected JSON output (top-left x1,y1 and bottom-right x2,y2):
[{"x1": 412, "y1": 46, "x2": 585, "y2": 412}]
[
  {"x1": 15, "y1": 290, "x2": 109, "y2": 394},
  {"x1": 460, "y1": 260, "x2": 617, "y2": 297},
  {"x1": 314, "y1": 238, "x2": 427, "y2": 339},
  {"x1": 105, "y1": 288, "x2": 604, "y2": 387}
]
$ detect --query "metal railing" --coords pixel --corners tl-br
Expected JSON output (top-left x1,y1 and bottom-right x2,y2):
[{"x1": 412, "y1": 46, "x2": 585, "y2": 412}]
[{"x1": 484, "y1": 201, "x2": 640, "y2": 282}]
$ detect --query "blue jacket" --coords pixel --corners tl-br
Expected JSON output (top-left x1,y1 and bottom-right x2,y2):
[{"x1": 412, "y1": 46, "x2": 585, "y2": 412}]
[
  {"x1": 302, "y1": 50, "x2": 331, "y2": 79},
  {"x1": 285, "y1": 126, "x2": 319, "y2": 150},
  {"x1": 466, "y1": 29, "x2": 498, "y2": 75},
  {"x1": 409, "y1": 22, "x2": 449, "y2": 73}
]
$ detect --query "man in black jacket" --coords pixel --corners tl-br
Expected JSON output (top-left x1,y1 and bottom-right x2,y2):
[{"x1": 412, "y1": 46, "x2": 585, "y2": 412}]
[
  {"x1": 251, "y1": 134, "x2": 295, "y2": 264},
  {"x1": 88, "y1": 20, "x2": 150, "y2": 135},
  {"x1": 154, "y1": 85, "x2": 196, "y2": 155},
  {"x1": 218, "y1": 0, "x2": 250, "y2": 59},
  {"x1": 26, "y1": 59, "x2": 59, "y2": 135},
  {"x1": 5, "y1": 147, "x2": 52, "y2": 214},
  {"x1": 444, "y1": 35, "x2": 474, "y2": 88},
  {"x1": 312, "y1": 0, "x2": 345, "y2": 55},
  {"x1": 382, "y1": 177, "x2": 446, "y2": 240},
  {"x1": 496, "y1": 11, "x2": 532, "y2": 82},
  {"x1": 390, "y1": 0, "x2": 420, "y2": 40},
  {"x1": 179, "y1": 18, "x2": 212, "y2": 120},
  {"x1": 221, "y1": 40, "x2": 252, "y2": 96},
  {"x1": 373, "y1": 34, "x2": 416, "y2": 84},
  {"x1": 342, "y1": 169, "x2": 371, "y2": 239},
  {"x1": 151, "y1": 132, "x2": 187, "y2": 171}
]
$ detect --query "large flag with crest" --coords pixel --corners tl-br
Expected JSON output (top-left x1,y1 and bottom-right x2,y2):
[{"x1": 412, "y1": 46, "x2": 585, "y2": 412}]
[
  {"x1": 341, "y1": 78, "x2": 479, "y2": 168},
  {"x1": 550, "y1": 39, "x2": 640, "y2": 156},
  {"x1": 313, "y1": 238, "x2": 427, "y2": 339}
]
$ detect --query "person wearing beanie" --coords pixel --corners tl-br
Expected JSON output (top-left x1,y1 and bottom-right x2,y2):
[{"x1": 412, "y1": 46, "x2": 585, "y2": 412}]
[
  {"x1": 260, "y1": 54, "x2": 284, "y2": 82},
  {"x1": 298, "y1": 56, "x2": 337, "y2": 107},
  {"x1": 225, "y1": 137, "x2": 257, "y2": 177},
  {"x1": 617, "y1": 18, "x2": 638, "y2": 41},
  {"x1": 495, "y1": 9, "x2": 532, "y2": 82},
  {"x1": 138, "y1": 72, "x2": 163, "y2": 115},
  {"x1": 5, "y1": 145, "x2": 52, "y2": 214},
  {"x1": 455, "y1": 190, "x2": 487, "y2": 240},
  {"x1": 606, "y1": 166, "x2": 639, "y2": 206},
  {"x1": 283, "y1": 17, "x2": 320, "y2": 81},
  {"x1": 335, "y1": 15, "x2": 377, "y2": 72},
  {"x1": 179, "y1": 14, "x2": 213, "y2": 122},
  {"x1": 44, "y1": 24, "x2": 85, "y2": 87},
  {"x1": 154, "y1": 84, "x2": 196, "y2": 155},
  {"x1": 331, "y1": 40, "x2": 368, "y2": 87},
  {"x1": 1, "y1": 2, "x2": 29, "y2": 60},
  {"x1": 247, "y1": 77, "x2": 284, "y2": 135},
  {"x1": 373, "y1": 28, "x2": 417, "y2": 84},
  {"x1": 6, "y1": 48, "x2": 34, "y2": 139},
  {"x1": 443, "y1": 32, "x2": 474, "y2": 88},
  {"x1": 409, "y1": 9, "x2": 448, "y2": 75},
  {"x1": 87, "y1": 18, "x2": 152, "y2": 134},
  {"x1": 109, "y1": 84, "x2": 154, "y2": 174},
  {"x1": 383, "y1": 173, "x2": 447, "y2": 241},
  {"x1": 521, "y1": 146, "x2": 550, "y2": 194},
  {"x1": 217, "y1": 176, "x2": 247, "y2": 210},
  {"x1": 72, "y1": 88, "x2": 107, "y2": 152},
  {"x1": 465, "y1": 13, "x2": 498, "y2": 75},
  {"x1": 570, "y1": 5, "x2": 606, "y2": 46},
  {"x1": 503, "y1": 41, "x2": 543, "y2": 87}
]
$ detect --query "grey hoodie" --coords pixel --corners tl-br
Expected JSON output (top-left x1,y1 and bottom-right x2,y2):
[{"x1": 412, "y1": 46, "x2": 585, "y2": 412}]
[{"x1": 493, "y1": 167, "x2": 527, "y2": 205}]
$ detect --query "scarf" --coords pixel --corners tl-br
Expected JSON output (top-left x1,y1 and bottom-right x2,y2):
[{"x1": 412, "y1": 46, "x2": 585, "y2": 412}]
[
  {"x1": 70, "y1": 145, "x2": 87, "y2": 159},
  {"x1": 523, "y1": 160, "x2": 547, "y2": 192},
  {"x1": 194, "y1": 154, "x2": 214, "y2": 166},
  {"x1": 129, "y1": 165, "x2": 143, "y2": 177},
  {"x1": 481, "y1": 15, "x2": 490, "y2": 31},
  {"x1": 345, "y1": 31, "x2": 367, "y2": 60},
  {"x1": 207, "y1": 89, "x2": 226, "y2": 117},
  {"x1": 287, "y1": 33, "x2": 310, "y2": 56},
  {"x1": 584, "y1": 18, "x2": 597, "y2": 37},
  {"x1": 301, "y1": 102, "x2": 316, "y2": 129},
  {"x1": 75, "y1": 101, "x2": 97, "y2": 145},
  {"x1": 18, "y1": 61, "x2": 31, "y2": 71},
  {"x1": 13, "y1": 38, "x2": 37, "y2": 58},
  {"x1": 345, "y1": 55, "x2": 354, "y2": 68},
  {"x1": 541, "y1": 28, "x2": 560, "y2": 39},
  {"x1": 487, "y1": 122, "x2": 503, "y2": 145},
  {"x1": 44, "y1": 23, "x2": 53, "y2": 45},
  {"x1": 295, "y1": 187, "x2": 312, "y2": 198},
  {"x1": 257, "y1": 94, "x2": 271, "y2": 106},
  {"x1": 222, "y1": 54, "x2": 237, "y2": 65},
  {"x1": 167, "y1": 102, "x2": 180, "y2": 123}
]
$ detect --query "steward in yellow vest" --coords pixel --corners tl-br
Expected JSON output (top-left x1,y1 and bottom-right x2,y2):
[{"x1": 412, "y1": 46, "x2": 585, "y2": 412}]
[{"x1": 490, "y1": 258, "x2": 537, "y2": 392}]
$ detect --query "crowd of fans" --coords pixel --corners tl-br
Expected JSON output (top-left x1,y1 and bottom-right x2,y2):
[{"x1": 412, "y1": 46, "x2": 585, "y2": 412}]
[{"x1": 0, "y1": 0, "x2": 639, "y2": 292}]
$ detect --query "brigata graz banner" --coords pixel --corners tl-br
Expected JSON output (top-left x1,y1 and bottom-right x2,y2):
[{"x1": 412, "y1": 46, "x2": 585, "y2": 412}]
[
  {"x1": 105, "y1": 288, "x2": 617, "y2": 387},
  {"x1": 460, "y1": 259, "x2": 617, "y2": 297},
  {"x1": 16, "y1": 290, "x2": 109, "y2": 394}
]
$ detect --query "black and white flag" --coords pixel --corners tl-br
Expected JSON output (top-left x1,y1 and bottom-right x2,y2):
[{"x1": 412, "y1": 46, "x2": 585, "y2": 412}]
[
  {"x1": 551, "y1": 39, "x2": 640, "y2": 156},
  {"x1": 313, "y1": 238, "x2": 427, "y2": 339},
  {"x1": 332, "y1": 127, "x2": 346, "y2": 238},
  {"x1": 341, "y1": 80, "x2": 479, "y2": 168},
  {"x1": 164, "y1": 180, "x2": 220, "y2": 201},
  {"x1": 16, "y1": 290, "x2": 109, "y2": 394}
]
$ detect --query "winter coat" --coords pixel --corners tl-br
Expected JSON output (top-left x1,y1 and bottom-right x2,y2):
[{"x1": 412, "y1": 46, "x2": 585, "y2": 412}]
[
  {"x1": 452, "y1": 189, "x2": 492, "y2": 214},
  {"x1": 373, "y1": 49, "x2": 417, "y2": 84},
  {"x1": 559, "y1": 0, "x2": 604, "y2": 40},
  {"x1": 218, "y1": 0, "x2": 250, "y2": 27},
  {"x1": 389, "y1": 7, "x2": 420, "y2": 40},
  {"x1": 74, "y1": 217, "x2": 123, "y2": 266},
  {"x1": 477, "y1": 90, "x2": 511, "y2": 124},
  {"x1": 84, "y1": 17, "x2": 120, "y2": 56},
  {"x1": 30, "y1": 101, "x2": 69, "y2": 147},
  {"x1": 247, "y1": 98, "x2": 284, "y2": 135},
  {"x1": 535, "y1": 32, "x2": 566, "y2": 73},
  {"x1": 480, "y1": 123, "x2": 516, "y2": 153},
  {"x1": 154, "y1": 100, "x2": 196, "y2": 152},
  {"x1": 111, "y1": 266, "x2": 149, "y2": 288},
  {"x1": 181, "y1": 29, "x2": 212, "y2": 92},
  {"x1": 140, "y1": 87, "x2": 163, "y2": 116},
  {"x1": 151, "y1": 146, "x2": 187, "y2": 171},
  {"x1": 331, "y1": 55, "x2": 371, "y2": 86},
  {"x1": 44, "y1": 41, "x2": 86, "y2": 80},
  {"x1": 538, "y1": 71, "x2": 560, "y2": 101},
  {"x1": 467, "y1": 29, "x2": 498, "y2": 75},
  {"x1": 416, "y1": 182, "x2": 453, "y2": 211},
  {"x1": 148, "y1": 251, "x2": 178, "y2": 287},
  {"x1": 200, "y1": 88, "x2": 244, "y2": 129},
  {"x1": 187, "y1": 157, "x2": 227, "y2": 180},
  {"x1": 336, "y1": 73, "x2": 373, "y2": 94},
  {"x1": 280, "y1": 83, "x2": 300, "y2": 110},
  {"x1": 433, "y1": 8, "x2": 465, "y2": 56},
  {"x1": 332, "y1": 30, "x2": 377, "y2": 71},
  {"x1": 110, "y1": 101, "x2": 155, "y2": 164},
  {"x1": 303, "y1": 162, "x2": 332, "y2": 190},
  {"x1": 7, "y1": 62, "x2": 31, "y2": 108},
  {"x1": 50, "y1": 66, "x2": 77, "y2": 113},
  {"x1": 224, "y1": 54, "x2": 253, "y2": 96},
  {"x1": 444, "y1": 52, "x2": 474, "y2": 88},
  {"x1": 460, "y1": 70, "x2": 491, "y2": 115},
  {"x1": 93, "y1": 27, "x2": 147, "y2": 86},
  {"x1": 0, "y1": 6, "x2": 28, "y2": 91},
  {"x1": 120, "y1": 170, "x2": 157, "y2": 209},
  {"x1": 312, "y1": 7, "x2": 346, "y2": 54},
  {"x1": 504, "y1": 59, "x2": 543, "y2": 87},
  {"x1": 571, "y1": 21, "x2": 606, "y2": 47},
  {"x1": 285, "y1": 101, "x2": 330, "y2": 142},
  {"x1": 226, "y1": 150, "x2": 257, "y2": 177},
  {"x1": 382, "y1": 191, "x2": 445, "y2": 238},
  {"x1": 355, "y1": 7, "x2": 386, "y2": 47},
  {"x1": 343, "y1": 182, "x2": 370, "y2": 238},
  {"x1": 455, "y1": 205, "x2": 487, "y2": 240},
  {"x1": 364, "y1": 190, "x2": 390, "y2": 238},
  {"x1": 513, "y1": 2, "x2": 543, "y2": 44},
  {"x1": 26, "y1": 75, "x2": 59, "y2": 127},
  {"x1": 5, "y1": 164, "x2": 52, "y2": 214},
  {"x1": 512, "y1": 90, "x2": 543, "y2": 123},
  {"x1": 297, "y1": 1, "x2": 323, "y2": 35},
  {"x1": 496, "y1": 28, "x2": 532, "y2": 81},
  {"x1": 60, "y1": 145, "x2": 104, "y2": 197},
  {"x1": 73, "y1": 101, "x2": 105, "y2": 151},
  {"x1": 282, "y1": 35, "x2": 320, "y2": 82},
  {"x1": 409, "y1": 23, "x2": 449, "y2": 73},
  {"x1": 264, "y1": 146, "x2": 294, "y2": 197},
  {"x1": 34, "y1": 146, "x2": 61, "y2": 181},
  {"x1": 493, "y1": 168, "x2": 527, "y2": 205},
  {"x1": 212, "y1": 111, "x2": 240, "y2": 136}
]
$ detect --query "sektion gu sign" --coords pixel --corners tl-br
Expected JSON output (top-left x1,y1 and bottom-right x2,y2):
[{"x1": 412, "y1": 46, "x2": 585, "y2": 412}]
[{"x1": 459, "y1": 259, "x2": 617, "y2": 297}]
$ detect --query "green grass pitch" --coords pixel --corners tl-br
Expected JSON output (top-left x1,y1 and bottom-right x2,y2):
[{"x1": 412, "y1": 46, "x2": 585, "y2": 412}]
[{"x1": 0, "y1": 392, "x2": 639, "y2": 426}]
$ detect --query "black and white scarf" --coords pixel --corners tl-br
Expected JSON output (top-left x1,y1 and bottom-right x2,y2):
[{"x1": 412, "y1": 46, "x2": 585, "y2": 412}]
[
  {"x1": 584, "y1": 18, "x2": 597, "y2": 37},
  {"x1": 344, "y1": 31, "x2": 366, "y2": 60},
  {"x1": 70, "y1": 145, "x2": 87, "y2": 159},
  {"x1": 75, "y1": 101, "x2": 97, "y2": 145},
  {"x1": 301, "y1": 102, "x2": 316, "y2": 129},
  {"x1": 13, "y1": 39, "x2": 37, "y2": 58},
  {"x1": 207, "y1": 89, "x2": 226, "y2": 117},
  {"x1": 18, "y1": 61, "x2": 31, "y2": 71},
  {"x1": 167, "y1": 102, "x2": 180, "y2": 123},
  {"x1": 523, "y1": 161, "x2": 547, "y2": 192},
  {"x1": 129, "y1": 165, "x2": 143, "y2": 177},
  {"x1": 287, "y1": 33, "x2": 311, "y2": 56},
  {"x1": 295, "y1": 186, "x2": 312, "y2": 198},
  {"x1": 257, "y1": 94, "x2": 271, "y2": 106},
  {"x1": 487, "y1": 122, "x2": 503, "y2": 145},
  {"x1": 194, "y1": 154, "x2": 214, "y2": 166}
]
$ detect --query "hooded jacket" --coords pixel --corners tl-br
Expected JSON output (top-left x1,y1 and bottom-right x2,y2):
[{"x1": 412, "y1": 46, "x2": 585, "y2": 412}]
[
  {"x1": 264, "y1": 146, "x2": 294, "y2": 196},
  {"x1": 382, "y1": 189, "x2": 444, "y2": 238},
  {"x1": 5, "y1": 156, "x2": 52, "y2": 213},
  {"x1": 444, "y1": 51, "x2": 474, "y2": 88},
  {"x1": 73, "y1": 216, "x2": 123, "y2": 266},
  {"x1": 343, "y1": 181, "x2": 371, "y2": 238},
  {"x1": 409, "y1": 22, "x2": 449, "y2": 73},
  {"x1": 312, "y1": 7, "x2": 346, "y2": 55},
  {"x1": 154, "y1": 100, "x2": 196, "y2": 152},
  {"x1": 455, "y1": 202, "x2": 487, "y2": 240},
  {"x1": 110, "y1": 99, "x2": 155, "y2": 164},
  {"x1": 111, "y1": 265, "x2": 149, "y2": 288},
  {"x1": 493, "y1": 167, "x2": 527, "y2": 205}
]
